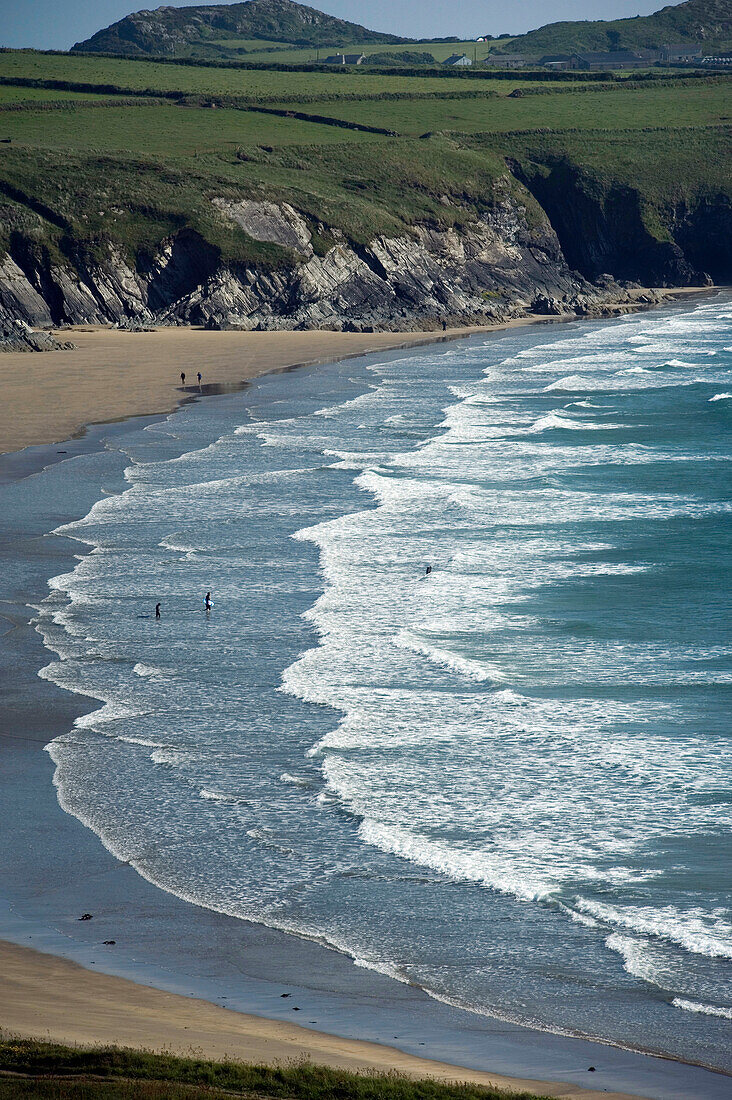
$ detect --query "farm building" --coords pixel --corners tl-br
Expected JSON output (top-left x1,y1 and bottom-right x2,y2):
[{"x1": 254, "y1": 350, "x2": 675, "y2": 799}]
[
  {"x1": 443, "y1": 54, "x2": 472, "y2": 67},
  {"x1": 659, "y1": 43, "x2": 702, "y2": 61},
  {"x1": 573, "y1": 50, "x2": 647, "y2": 69},
  {"x1": 487, "y1": 54, "x2": 528, "y2": 69},
  {"x1": 538, "y1": 54, "x2": 576, "y2": 69}
]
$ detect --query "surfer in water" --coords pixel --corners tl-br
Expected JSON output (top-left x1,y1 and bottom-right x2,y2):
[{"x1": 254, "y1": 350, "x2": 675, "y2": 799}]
[
  {"x1": 155, "y1": 602, "x2": 161, "y2": 619},
  {"x1": 205, "y1": 591, "x2": 212, "y2": 612},
  {"x1": 425, "y1": 565, "x2": 432, "y2": 575}
]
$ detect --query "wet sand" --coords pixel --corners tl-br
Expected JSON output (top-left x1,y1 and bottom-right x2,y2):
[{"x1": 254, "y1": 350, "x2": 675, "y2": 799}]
[
  {"x1": 0, "y1": 323, "x2": 527, "y2": 454},
  {"x1": 0, "y1": 939, "x2": 641, "y2": 1100}
]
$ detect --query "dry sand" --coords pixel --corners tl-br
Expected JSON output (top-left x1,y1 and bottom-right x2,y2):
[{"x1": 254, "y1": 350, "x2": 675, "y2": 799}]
[
  {"x1": 0, "y1": 289, "x2": 709, "y2": 454},
  {"x1": 0, "y1": 323, "x2": 523, "y2": 455},
  {"x1": 0, "y1": 940, "x2": 641, "y2": 1100}
]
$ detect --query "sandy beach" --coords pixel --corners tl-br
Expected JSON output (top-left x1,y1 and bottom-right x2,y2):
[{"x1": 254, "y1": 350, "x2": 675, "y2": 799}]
[
  {"x1": 0, "y1": 323, "x2": 521, "y2": 454},
  {"x1": 1, "y1": 293, "x2": 729, "y2": 1100},
  {"x1": 0, "y1": 940, "x2": 642, "y2": 1100},
  {"x1": 0, "y1": 290, "x2": 709, "y2": 454}
]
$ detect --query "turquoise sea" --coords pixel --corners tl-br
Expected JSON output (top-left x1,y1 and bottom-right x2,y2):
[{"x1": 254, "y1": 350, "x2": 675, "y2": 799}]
[{"x1": 34, "y1": 297, "x2": 732, "y2": 1068}]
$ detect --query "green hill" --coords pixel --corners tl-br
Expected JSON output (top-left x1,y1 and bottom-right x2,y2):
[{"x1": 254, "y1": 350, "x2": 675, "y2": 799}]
[
  {"x1": 72, "y1": 0, "x2": 408, "y2": 57},
  {"x1": 497, "y1": 0, "x2": 732, "y2": 57}
]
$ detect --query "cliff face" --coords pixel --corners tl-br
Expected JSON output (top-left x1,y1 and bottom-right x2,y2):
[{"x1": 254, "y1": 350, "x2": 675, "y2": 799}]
[
  {"x1": 0, "y1": 192, "x2": 629, "y2": 340},
  {"x1": 0, "y1": 174, "x2": 720, "y2": 347},
  {"x1": 509, "y1": 158, "x2": 722, "y2": 288}
]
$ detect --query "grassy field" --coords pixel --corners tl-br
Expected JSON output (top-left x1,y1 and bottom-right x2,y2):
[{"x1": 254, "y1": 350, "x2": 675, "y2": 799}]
[
  {"x1": 268, "y1": 81, "x2": 732, "y2": 135},
  {"x1": 0, "y1": 1039, "x2": 549, "y2": 1100},
  {"x1": 0, "y1": 102, "x2": 391, "y2": 154},
  {"x1": 0, "y1": 48, "x2": 728, "y2": 282},
  {"x1": 0, "y1": 51, "x2": 553, "y2": 99},
  {"x1": 0, "y1": 84, "x2": 119, "y2": 103}
]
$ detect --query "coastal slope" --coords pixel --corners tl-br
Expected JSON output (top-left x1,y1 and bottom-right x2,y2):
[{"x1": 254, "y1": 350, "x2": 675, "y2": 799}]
[{"x1": 0, "y1": 44, "x2": 730, "y2": 340}]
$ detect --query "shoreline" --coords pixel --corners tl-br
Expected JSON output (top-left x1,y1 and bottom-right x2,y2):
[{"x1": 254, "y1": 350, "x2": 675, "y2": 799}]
[
  {"x1": 0, "y1": 287, "x2": 713, "y2": 455},
  {"x1": 0, "y1": 320, "x2": 536, "y2": 456},
  {"x1": 0, "y1": 939, "x2": 641, "y2": 1100},
  {"x1": 1, "y1": 295, "x2": 730, "y2": 1100}
]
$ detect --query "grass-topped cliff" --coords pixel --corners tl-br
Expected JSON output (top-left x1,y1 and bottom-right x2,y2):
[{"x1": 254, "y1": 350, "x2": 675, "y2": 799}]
[
  {"x1": 496, "y1": 0, "x2": 732, "y2": 58},
  {"x1": 0, "y1": 46, "x2": 729, "y2": 337}
]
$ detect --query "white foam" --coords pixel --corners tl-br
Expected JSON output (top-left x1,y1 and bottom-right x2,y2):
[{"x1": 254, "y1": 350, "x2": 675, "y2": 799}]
[
  {"x1": 359, "y1": 817, "x2": 554, "y2": 903},
  {"x1": 672, "y1": 998, "x2": 732, "y2": 1020},
  {"x1": 132, "y1": 662, "x2": 171, "y2": 682},
  {"x1": 159, "y1": 533, "x2": 201, "y2": 557},
  {"x1": 605, "y1": 933, "x2": 664, "y2": 984},
  {"x1": 564, "y1": 400, "x2": 610, "y2": 409},
  {"x1": 279, "y1": 772, "x2": 313, "y2": 787},
  {"x1": 313, "y1": 391, "x2": 377, "y2": 418},
  {"x1": 73, "y1": 702, "x2": 139, "y2": 729},
  {"x1": 544, "y1": 375, "x2": 597, "y2": 392},
  {"x1": 577, "y1": 900, "x2": 732, "y2": 959},
  {"x1": 709, "y1": 393, "x2": 732, "y2": 402},
  {"x1": 200, "y1": 788, "x2": 241, "y2": 803},
  {"x1": 150, "y1": 748, "x2": 188, "y2": 766},
  {"x1": 395, "y1": 629, "x2": 503, "y2": 683},
  {"x1": 529, "y1": 412, "x2": 624, "y2": 433}
]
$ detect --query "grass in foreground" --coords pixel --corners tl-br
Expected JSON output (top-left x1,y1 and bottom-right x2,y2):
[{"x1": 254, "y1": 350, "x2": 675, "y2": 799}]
[{"x1": 0, "y1": 1039, "x2": 551, "y2": 1100}]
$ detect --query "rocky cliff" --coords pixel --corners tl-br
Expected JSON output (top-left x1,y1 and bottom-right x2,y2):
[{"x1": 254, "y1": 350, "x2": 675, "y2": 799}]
[
  {"x1": 0, "y1": 188, "x2": 664, "y2": 347},
  {"x1": 509, "y1": 157, "x2": 726, "y2": 287}
]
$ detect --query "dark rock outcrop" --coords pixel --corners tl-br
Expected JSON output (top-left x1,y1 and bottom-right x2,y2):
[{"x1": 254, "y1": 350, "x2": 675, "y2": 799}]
[
  {"x1": 0, "y1": 319, "x2": 75, "y2": 352},
  {"x1": 510, "y1": 158, "x2": 713, "y2": 287},
  {"x1": 0, "y1": 185, "x2": 704, "y2": 347}
]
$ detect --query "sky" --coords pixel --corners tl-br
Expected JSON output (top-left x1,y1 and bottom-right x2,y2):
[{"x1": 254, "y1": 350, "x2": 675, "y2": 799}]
[{"x1": 0, "y1": 0, "x2": 684, "y2": 51}]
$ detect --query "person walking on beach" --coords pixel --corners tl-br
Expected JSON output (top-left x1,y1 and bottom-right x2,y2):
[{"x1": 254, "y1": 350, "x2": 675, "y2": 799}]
[
  {"x1": 442, "y1": 321, "x2": 447, "y2": 332},
  {"x1": 155, "y1": 602, "x2": 161, "y2": 619},
  {"x1": 180, "y1": 371, "x2": 186, "y2": 386},
  {"x1": 197, "y1": 371, "x2": 202, "y2": 387},
  {"x1": 205, "y1": 591, "x2": 212, "y2": 612}
]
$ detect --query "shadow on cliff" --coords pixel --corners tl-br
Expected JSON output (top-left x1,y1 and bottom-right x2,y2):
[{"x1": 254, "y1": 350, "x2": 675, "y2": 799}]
[{"x1": 508, "y1": 157, "x2": 727, "y2": 287}]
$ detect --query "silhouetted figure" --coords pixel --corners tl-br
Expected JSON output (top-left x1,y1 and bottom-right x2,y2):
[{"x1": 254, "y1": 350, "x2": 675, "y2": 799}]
[
  {"x1": 425, "y1": 565, "x2": 432, "y2": 575},
  {"x1": 155, "y1": 602, "x2": 161, "y2": 619},
  {"x1": 205, "y1": 591, "x2": 212, "y2": 612},
  {"x1": 197, "y1": 371, "x2": 202, "y2": 387},
  {"x1": 442, "y1": 321, "x2": 447, "y2": 332},
  {"x1": 180, "y1": 371, "x2": 186, "y2": 386}
]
